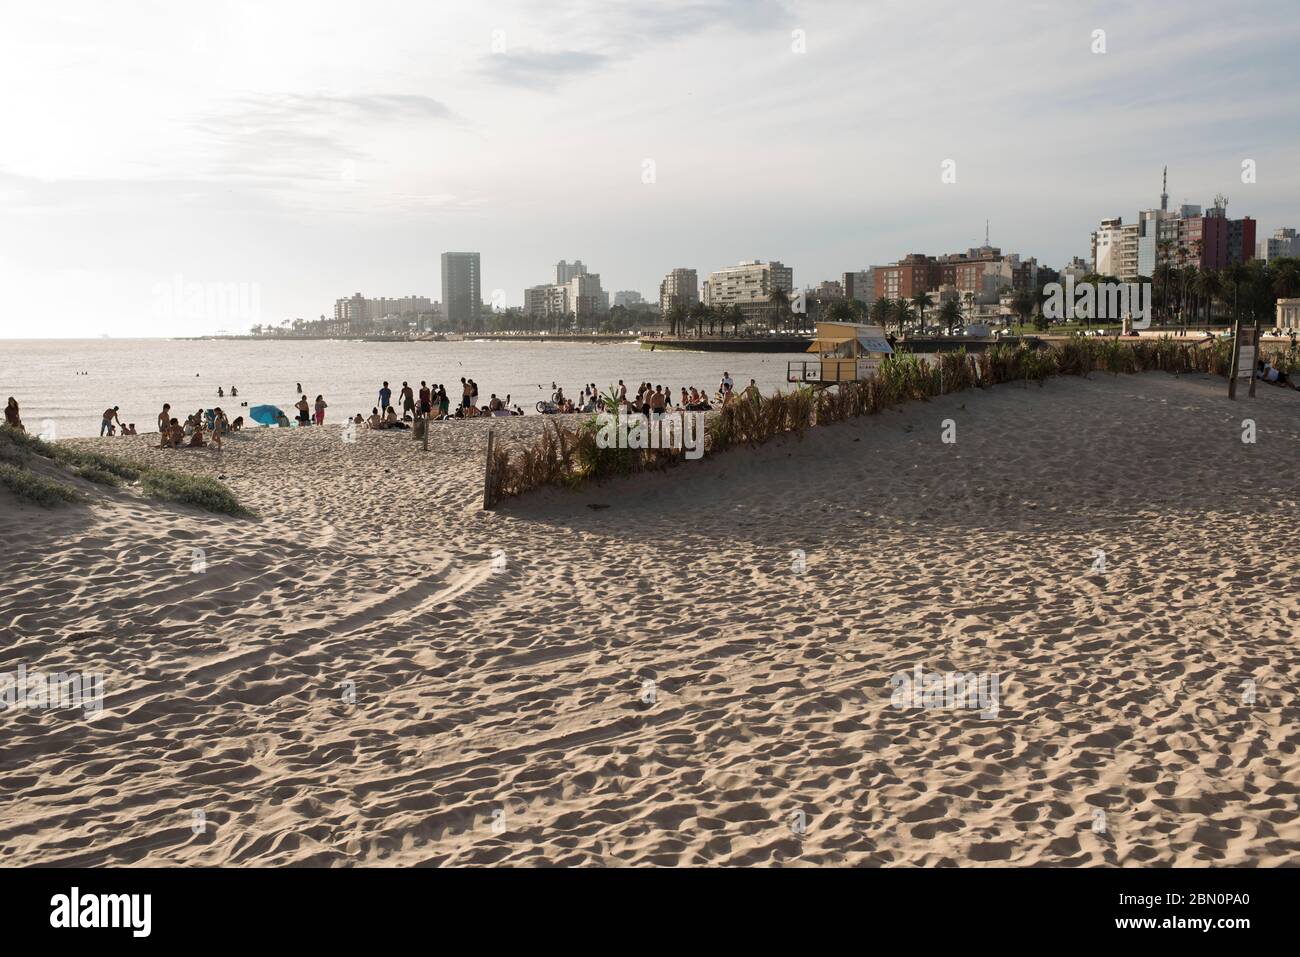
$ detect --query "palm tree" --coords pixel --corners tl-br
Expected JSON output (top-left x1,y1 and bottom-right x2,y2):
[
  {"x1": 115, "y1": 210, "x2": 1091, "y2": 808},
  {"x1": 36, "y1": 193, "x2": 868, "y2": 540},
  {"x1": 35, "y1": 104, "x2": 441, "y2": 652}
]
[
  {"x1": 689, "y1": 301, "x2": 708, "y2": 338},
  {"x1": 823, "y1": 299, "x2": 858, "y2": 323},
  {"x1": 938, "y1": 298, "x2": 962, "y2": 335},
  {"x1": 892, "y1": 298, "x2": 912, "y2": 336},
  {"x1": 1223, "y1": 263, "x2": 1248, "y2": 326},
  {"x1": 870, "y1": 297, "x2": 892, "y2": 327},
  {"x1": 1011, "y1": 289, "x2": 1037, "y2": 330},
  {"x1": 962, "y1": 291, "x2": 975, "y2": 329},
  {"x1": 768, "y1": 287, "x2": 791, "y2": 332},
  {"x1": 1194, "y1": 269, "x2": 1222, "y2": 326},
  {"x1": 910, "y1": 291, "x2": 933, "y2": 332},
  {"x1": 665, "y1": 303, "x2": 687, "y2": 337}
]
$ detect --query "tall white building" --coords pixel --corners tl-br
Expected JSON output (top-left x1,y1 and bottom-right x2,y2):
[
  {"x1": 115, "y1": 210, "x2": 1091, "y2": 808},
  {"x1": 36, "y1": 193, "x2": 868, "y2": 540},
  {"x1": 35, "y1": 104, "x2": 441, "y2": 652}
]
[
  {"x1": 1259, "y1": 227, "x2": 1300, "y2": 262},
  {"x1": 702, "y1": 260, "x2": 793, "y2": 320},
  {"x1": 525, "y1": 267, "x2": 607, "y2": 320}
]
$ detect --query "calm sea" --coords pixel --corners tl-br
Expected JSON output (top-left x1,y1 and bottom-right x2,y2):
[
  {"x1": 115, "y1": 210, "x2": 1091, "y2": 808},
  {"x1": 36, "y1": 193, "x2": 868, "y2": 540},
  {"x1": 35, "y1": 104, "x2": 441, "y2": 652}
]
[{"x1": 0, "y1": 338, "x2": 810, "y2": 438}]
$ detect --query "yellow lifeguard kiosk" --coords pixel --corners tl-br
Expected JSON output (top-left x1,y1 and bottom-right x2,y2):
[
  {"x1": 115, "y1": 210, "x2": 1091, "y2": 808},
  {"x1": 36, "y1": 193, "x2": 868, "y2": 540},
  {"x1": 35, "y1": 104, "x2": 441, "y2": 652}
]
[{"x1": 788, "y1": 321, "x2": 893, "y2": 385}]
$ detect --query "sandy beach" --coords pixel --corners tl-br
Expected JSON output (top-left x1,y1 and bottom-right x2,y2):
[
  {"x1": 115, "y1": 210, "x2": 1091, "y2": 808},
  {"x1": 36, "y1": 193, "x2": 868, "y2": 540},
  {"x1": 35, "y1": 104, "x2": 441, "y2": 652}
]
[{"x1": 2, "y1": 370, "x2": 1298, "y2": 866}]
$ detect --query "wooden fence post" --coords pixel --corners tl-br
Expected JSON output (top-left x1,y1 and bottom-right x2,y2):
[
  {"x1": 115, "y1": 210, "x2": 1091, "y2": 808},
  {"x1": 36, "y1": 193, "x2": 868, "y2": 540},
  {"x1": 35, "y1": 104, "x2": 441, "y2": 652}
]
[{"x1": 482, "y1": 428, "x2": 496, "y2": 509}]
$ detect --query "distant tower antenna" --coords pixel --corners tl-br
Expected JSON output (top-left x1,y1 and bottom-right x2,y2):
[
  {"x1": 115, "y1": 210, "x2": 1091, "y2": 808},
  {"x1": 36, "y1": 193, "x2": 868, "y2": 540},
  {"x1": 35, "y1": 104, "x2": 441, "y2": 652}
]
[{"x1": 1161, "y1": 166, "x2": 1168, "y2": 212}]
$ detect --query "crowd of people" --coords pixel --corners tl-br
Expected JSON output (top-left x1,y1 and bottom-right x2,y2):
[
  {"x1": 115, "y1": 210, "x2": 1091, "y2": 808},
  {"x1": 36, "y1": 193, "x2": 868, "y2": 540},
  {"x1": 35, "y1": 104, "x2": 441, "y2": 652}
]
[
  {"x1": 155, "y1": 403, "x2": 243, "y2": 452},
  {"x1": 1, "y1": 369, "x2": 760, "y2": 450},
  {"x1": 553, "y1": 372, "x2": 760, "y2": 417}
]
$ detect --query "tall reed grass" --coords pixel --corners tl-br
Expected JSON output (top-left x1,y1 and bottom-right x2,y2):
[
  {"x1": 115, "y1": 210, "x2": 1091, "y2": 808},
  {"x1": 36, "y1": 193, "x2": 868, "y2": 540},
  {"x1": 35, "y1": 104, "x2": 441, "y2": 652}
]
[{"x1": 483, "y1": 335, "x2": 1263, "y2": 506}]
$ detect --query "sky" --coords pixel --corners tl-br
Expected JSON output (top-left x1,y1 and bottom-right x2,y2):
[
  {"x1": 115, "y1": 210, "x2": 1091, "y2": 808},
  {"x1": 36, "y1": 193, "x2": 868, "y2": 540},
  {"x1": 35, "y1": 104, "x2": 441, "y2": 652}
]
[{"x1": 1, "y1": 0, "x2": 1298, "y2": 337}]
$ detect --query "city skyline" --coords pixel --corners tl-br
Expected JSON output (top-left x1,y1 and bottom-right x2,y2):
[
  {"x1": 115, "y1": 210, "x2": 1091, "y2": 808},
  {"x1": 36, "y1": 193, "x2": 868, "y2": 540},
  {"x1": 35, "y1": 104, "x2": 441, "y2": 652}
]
[{"x1": 3, "y1": 0, "x2": 1299, "y2": 337}]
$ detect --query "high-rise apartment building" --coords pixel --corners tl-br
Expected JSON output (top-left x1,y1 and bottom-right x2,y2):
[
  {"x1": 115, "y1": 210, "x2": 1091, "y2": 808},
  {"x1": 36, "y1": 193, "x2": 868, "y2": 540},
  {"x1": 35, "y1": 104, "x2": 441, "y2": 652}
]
[
  {"x1": 556, "y1": 260, "x2": 587, "y2": 284},
  {"x1": 658, "y1": 268, "x2": 700, "y2": 314},
  {"x1": 841, "y1": 269, "x2": 875, "y2": 307},
  {"x1": 701, "y1": 261, "x2": 793, "y2": 320},
  {"x1": 441, "y1": 252, "x2": 481, "y2": 328},
  {"x1": 1259, "y1": 227, "x2": 1300, "y2": 262}
]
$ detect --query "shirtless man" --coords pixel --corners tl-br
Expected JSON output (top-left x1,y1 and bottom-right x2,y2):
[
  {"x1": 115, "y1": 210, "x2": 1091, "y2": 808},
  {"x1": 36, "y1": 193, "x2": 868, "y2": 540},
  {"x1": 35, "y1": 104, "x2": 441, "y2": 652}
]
[
  {"x1": 158, "y1": 403, "x2": 171, "y2": 434},
  {"x1": 100, "y1": 406, "x2": 122, "y2": 436}
]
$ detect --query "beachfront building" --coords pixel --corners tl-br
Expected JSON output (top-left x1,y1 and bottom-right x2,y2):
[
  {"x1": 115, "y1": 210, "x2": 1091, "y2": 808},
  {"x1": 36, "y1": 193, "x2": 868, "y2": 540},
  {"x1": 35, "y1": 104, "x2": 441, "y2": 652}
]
[
  {"x1": 441, "y1": 251, "x2": 481, "y2": 329},
  {"x1": 658, "y1": 268, "x2": 700, "y2": 314},
  {"x1": 842, "y1": 269, "x2": 875, "y2": 308},
  {"x1": 1277, "y1": 298, "x2": 1300, "y2": 330},
  {"x1": 701, "y1": 260, "x2": 794, "y2": 323},
  {"x1": 1259, "y1": 227, "x2": 1300, "y2": 262},
  {"x1": 874, "y1": 246, "x2": 1037, "y2": 306},
  {"x1": 1091, "y1": 175, "x2": 1257, "y2": 279},
  {"x1": 332, "y1": 293, "x2": 438, "y2": 333},
  {"x1": 524, "y1": 267, "x2": 608, "y2": 323}
]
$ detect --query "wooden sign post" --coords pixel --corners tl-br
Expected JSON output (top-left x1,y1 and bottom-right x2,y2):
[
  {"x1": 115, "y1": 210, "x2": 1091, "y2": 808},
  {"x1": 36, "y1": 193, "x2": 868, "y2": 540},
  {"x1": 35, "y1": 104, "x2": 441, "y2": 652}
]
[
  {"x1": 1227, "y1": 320, "x2": 1261, "y2": 400},
  {"x1": 482, "y1": 428, "x2": 496, "y2": 509}
]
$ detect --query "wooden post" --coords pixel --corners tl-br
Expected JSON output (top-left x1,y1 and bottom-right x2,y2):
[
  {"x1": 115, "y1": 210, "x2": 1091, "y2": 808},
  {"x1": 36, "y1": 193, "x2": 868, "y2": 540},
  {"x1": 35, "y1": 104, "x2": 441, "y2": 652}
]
[
  {"x1": 482, "y1": 428, "x2": 496, "y2": 510},
  {"x1": 1248, "y1": 320, "x2": 1261, "y2": 399},
  {"x1": 1228, "y1": 320, "x2": 1240, "y2": 399}
]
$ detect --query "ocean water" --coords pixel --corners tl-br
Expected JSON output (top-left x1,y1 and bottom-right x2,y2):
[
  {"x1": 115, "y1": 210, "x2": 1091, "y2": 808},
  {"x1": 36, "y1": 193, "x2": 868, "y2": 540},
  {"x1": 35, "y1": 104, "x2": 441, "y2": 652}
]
[{"x1": 0, "y1": 339, "x2": 811, "y2": 439}]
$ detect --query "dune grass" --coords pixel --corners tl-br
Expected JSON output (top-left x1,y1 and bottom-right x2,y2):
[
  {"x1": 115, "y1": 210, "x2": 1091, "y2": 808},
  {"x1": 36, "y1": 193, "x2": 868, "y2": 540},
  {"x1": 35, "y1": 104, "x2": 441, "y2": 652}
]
[
  {"x1": 0, "y1": 425, "x2": 250, "y2": 516},
  {"x1": 0, "y1": 462, "x2": 83, "y2": 507},
  {"x1": 138, "y1": 470, "x2": 252, "y2": 518}
]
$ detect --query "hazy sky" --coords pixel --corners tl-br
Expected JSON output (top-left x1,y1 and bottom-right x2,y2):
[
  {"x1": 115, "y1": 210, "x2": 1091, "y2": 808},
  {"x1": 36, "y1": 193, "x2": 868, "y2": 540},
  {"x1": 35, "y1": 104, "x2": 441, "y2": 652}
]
[{"x1": 2, "y1": 0, "x2": 1298, "y2": 337}]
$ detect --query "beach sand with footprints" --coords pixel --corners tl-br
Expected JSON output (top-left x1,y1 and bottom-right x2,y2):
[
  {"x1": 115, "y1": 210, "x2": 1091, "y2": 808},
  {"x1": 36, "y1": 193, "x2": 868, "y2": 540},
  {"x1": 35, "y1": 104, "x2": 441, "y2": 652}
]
[{"x1": 2, "y1": 370, "x2": 1298, "y2": 866}]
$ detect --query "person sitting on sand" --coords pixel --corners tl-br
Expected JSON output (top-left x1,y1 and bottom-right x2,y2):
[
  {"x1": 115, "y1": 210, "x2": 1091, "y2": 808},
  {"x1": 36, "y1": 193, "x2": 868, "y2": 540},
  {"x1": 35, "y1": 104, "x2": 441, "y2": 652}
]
[
  {"x1": 231, "y1": 416, "x2": 244, "y2": 432},
  {"x1": 188, "y1": 424, "x2": 207, "y2": 448},
  {"x1": 123, "y1": 423, "x2": 137, "y2": 435},
  {"x1": 367, "y1": 407, "x2": 383, "y2": 430},
  {"x1": 5, "y1": 397, "x2": 25, "y2": 432},
  {"x1": 352, "y1": 413, "x2": 363, "y2": 427},
  {"x1": 158, "y1": 418, "x2": 181, "y2": 449},
  {"x1": 275, "y1": 410, "x2": 291, "y2": 428},
  {"x1": 384, "y1": 406, "x2": 409, "y2": 430},
  {"x1": 1256, "y1": 359, "x2": 1297, "y2": 388}
]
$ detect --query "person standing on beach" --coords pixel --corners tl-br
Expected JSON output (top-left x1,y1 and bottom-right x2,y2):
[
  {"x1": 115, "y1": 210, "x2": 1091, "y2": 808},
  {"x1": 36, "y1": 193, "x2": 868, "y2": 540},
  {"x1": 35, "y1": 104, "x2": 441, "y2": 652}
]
[
  {"x1": 460, "y1": 377, "x2": 471, "y2": 409},
  {"x1": 379, "y1": 381, "x2": 392, "y2": 413},
  {"x1": 469, "y1": 379, "x2": 479, "y2": 409},
  {"x1": 418, "y1": 381, "x2": 431, "y2": 417},
  {"x1": 4, "y1": 397, "x2": 24, "y2": 432},
  {"x1": 438, "y1": 385, "x2": 450, "y2": 418},
  {"x1": 295, "y1": 394, "x2": 311, "y2": 426},
  {"x1": 100, "y1": 406, "x2": 121, "y2": 436},
  {"x1": 400, "y1": 381, "x2": 415, "y2": 418},
  {"x1": 157, "y1": 403, "x2": 171, "y2": 434},
  {"x1": 314, "y1": 394, "x2": 328, "y2": 425}
]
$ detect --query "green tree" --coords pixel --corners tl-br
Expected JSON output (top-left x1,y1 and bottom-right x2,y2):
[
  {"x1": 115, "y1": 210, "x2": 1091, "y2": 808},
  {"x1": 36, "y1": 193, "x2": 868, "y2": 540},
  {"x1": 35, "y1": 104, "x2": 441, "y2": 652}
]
[{"x1": 938, "y1": 298, "x2": 962, "y2": 335}]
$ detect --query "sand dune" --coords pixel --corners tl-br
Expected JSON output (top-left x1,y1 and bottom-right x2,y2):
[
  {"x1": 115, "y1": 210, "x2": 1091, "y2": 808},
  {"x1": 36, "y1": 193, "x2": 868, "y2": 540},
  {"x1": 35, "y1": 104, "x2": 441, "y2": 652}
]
[{"x1": 1, "y1": 371, "x2": 1298, "y2": 866}]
